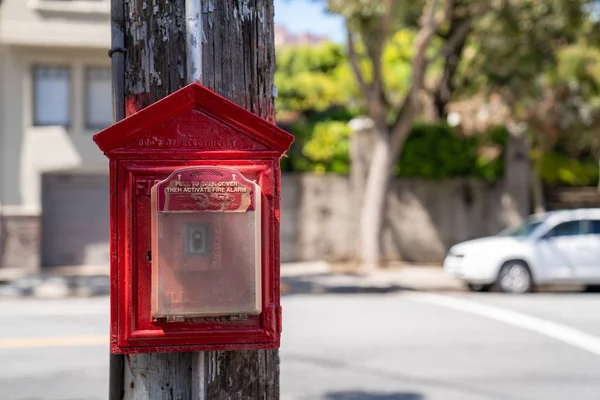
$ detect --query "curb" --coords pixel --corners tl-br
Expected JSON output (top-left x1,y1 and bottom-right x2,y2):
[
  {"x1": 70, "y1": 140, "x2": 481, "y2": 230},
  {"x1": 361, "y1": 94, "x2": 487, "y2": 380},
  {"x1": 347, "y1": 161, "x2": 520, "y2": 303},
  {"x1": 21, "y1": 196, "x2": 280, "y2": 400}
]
[
  {"x1": 280, "y1": 262, "x2": 465, "y2": 295},
  {"x1": 0, "y1": 274, "x2": 110, "y2": 299}
]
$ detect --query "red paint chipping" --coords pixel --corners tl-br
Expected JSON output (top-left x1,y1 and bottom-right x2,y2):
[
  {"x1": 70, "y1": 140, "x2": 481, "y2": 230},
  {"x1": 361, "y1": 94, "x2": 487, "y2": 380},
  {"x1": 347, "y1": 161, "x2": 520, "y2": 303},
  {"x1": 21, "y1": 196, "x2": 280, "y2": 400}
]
[{"x1": 125, "y1": 93, "x2": 153, "y2": 117}]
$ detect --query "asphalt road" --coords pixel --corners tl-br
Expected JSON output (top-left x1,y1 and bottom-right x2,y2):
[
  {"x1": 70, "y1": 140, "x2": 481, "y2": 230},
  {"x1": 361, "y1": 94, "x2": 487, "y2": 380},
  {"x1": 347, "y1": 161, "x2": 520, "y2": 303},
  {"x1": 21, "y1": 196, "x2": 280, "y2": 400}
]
[{"x1": 2, "y1": 292, "x2": 600, "y2": 400}]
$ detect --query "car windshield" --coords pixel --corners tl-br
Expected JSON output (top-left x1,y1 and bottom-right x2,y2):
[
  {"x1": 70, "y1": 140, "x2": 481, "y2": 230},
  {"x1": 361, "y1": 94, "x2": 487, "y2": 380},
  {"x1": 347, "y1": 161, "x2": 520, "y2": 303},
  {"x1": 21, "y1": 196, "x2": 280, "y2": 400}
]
[{"x1": 500, "y1": 219, "x2": 544, "y2": 237}]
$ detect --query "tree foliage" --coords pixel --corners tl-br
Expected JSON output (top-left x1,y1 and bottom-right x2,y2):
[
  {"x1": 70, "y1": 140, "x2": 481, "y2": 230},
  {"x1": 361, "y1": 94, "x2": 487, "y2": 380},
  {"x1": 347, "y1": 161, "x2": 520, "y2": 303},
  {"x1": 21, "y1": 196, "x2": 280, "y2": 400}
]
[
  {"x1": 461, "y1": 0, "x2": 600, "y2": 129},
  {"x1": 302, "y1": 120, "x2": 353, "y2": 174},
  {"x1": 448, "y1": 0, "x2": 600, "y2": 208},
  {"x1": 275, "y1": 42, "x2": 356, "y2": 113}
]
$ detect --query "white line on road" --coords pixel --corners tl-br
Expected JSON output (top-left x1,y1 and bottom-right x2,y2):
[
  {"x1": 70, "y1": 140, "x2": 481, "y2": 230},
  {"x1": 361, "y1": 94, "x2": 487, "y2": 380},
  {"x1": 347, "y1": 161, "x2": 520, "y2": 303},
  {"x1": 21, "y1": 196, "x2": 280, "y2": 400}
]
[{"x1": 404, "y1": 292, "x2": 600, "y2": 357}]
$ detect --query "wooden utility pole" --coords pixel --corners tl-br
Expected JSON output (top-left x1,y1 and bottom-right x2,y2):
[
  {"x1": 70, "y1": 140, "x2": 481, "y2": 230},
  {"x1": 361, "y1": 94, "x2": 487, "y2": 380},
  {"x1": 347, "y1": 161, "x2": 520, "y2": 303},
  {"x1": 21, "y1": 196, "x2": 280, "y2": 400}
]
[{"x1": 109, "y1": 0, "x2": 279, "y2": 398}]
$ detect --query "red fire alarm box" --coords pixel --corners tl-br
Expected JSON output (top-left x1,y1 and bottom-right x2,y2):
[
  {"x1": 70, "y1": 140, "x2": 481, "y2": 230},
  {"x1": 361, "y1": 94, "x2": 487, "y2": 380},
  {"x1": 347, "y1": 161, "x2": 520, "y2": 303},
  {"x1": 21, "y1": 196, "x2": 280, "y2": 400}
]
[{"x1": 93, "y1": 83, "x2": 293, "y2": 354}]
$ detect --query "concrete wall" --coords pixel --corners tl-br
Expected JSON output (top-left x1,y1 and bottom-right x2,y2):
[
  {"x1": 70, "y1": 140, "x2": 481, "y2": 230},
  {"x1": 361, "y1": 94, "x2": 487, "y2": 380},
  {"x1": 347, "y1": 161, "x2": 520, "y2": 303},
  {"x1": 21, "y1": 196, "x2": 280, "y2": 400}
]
[
  {"x1": 308, "y1": 115, "x2": 533, "y2": 264},
  {"x1": 281, "y1": 175, "x2": 354, "y2": 262},
  {"x1": 280, "y1": 174, "x2": 510, "y2": 264},
  {"x1": 0, "y1": 172, "x2": 510, "y2": 272}
]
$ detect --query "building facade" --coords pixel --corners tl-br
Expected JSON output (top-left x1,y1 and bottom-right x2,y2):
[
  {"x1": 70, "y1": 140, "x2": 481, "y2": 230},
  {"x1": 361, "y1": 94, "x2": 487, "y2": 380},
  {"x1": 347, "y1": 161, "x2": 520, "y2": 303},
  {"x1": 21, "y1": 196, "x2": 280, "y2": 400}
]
[{"x1": 0, "y1": 0, "x2": 111, "y2": 277}]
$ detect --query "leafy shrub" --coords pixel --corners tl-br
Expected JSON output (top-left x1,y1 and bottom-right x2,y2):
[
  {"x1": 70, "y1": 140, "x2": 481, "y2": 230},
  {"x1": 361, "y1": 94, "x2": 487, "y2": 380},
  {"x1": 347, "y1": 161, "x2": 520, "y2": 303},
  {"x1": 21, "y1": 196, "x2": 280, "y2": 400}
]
[
  {"x1": 302, "y1": 121, "x2": 352, "y2": 174},
  {"x1": 541, "y1": 152, "x2": 599, "y2": 186},
  {"x1": 397, "y1": 124, "x2": 506, "y2": 181},
  {"x1": 281, "y1": 119, "x2": 508, "y2": 181}
]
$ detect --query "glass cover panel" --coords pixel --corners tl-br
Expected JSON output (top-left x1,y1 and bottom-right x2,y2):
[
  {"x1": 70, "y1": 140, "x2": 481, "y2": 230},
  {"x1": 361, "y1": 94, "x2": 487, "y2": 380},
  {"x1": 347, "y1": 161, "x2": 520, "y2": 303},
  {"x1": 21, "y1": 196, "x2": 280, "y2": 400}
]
[{"x1": 151, "y1": 167, "x2": 261, "y2": 320}]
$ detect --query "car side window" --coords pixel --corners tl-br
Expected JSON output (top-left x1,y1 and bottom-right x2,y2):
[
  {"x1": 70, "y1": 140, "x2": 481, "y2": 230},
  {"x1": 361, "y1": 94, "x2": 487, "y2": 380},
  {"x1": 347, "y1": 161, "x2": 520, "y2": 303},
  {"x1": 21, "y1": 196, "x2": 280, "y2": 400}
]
[
  {"x1": 545, "y1": 220, "x2": 583, "y2": 238},
  {"x1": 588, "y1": 220, "x2": 600, "y2": 235}
]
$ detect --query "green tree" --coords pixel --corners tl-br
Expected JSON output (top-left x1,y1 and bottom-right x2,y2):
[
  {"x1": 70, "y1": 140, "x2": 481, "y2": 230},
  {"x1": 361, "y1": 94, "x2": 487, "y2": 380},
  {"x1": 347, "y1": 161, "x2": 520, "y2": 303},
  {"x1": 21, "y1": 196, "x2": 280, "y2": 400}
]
[
  {"x1": 328, "y1": 0, "x2": 477, "y2": 271},
  {"x1": 275, "y1": 41, "x2": 357, "y2": 113},
  {"x1": 274, "y1": 32, "x2": 422, "y2": 177},
  {"x1": 274, "y1": 41, "x2": 359, "y2": 174},
  {"x1": 461, "y1": 1, "x2": 600, "y2": 212},
  {"x1": 552, "y1": 42, "x2": 600, "y2": 193}
]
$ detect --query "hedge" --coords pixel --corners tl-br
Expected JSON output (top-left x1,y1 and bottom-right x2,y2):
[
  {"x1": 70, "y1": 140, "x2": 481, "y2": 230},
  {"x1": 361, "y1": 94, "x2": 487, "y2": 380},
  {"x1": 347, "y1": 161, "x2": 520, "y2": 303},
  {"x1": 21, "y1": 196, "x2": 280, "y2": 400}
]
[
  {"x1": 280, "y1": 117, "x2": 599, "y2": 186},
  {"x1": 281, "y1": 118, "x2": 507, "y2": 182}
]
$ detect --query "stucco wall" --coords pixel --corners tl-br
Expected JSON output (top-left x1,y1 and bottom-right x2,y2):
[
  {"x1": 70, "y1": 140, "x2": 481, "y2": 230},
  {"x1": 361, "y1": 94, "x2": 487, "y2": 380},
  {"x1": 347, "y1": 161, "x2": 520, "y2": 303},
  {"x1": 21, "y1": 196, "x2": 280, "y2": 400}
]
[
  {"x1": 0, "y1": 0, "x2": 110, "y2": 49},
  {"x1": 280, "y1": 174, "x2": 510, "y2": 263}
]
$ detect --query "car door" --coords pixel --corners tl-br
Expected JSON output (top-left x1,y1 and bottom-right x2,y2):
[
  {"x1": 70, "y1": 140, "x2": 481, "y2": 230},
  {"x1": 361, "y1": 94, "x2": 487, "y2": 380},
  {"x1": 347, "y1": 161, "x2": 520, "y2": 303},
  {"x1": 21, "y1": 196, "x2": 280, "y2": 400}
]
[
  {"x1": 572, "y1": 219, "x2": 600, "y2": 282},
  {"x1": 534, "y1": 220, "x2": 586, "y2": 283}
]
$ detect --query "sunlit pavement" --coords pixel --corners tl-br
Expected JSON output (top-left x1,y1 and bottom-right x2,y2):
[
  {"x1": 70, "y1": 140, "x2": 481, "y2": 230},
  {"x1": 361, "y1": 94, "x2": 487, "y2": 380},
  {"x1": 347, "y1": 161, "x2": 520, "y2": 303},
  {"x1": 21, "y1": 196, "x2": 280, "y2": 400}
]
[{"x1": 3, "y1": 292, "x2": 600, "y2": 400}]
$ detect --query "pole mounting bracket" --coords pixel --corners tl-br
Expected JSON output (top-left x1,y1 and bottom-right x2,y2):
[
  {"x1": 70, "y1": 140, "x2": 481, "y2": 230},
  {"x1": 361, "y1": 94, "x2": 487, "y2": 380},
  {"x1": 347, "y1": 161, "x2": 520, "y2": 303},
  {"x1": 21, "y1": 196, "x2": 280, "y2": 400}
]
[{"x1": 108, "y1": 47, "x2": 127, "y2": 58}]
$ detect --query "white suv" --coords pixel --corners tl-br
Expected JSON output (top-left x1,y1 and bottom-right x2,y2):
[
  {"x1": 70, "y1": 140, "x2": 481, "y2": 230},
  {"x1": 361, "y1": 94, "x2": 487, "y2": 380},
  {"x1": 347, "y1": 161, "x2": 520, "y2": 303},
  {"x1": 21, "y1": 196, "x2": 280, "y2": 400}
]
[{"x1": 444, "y1": 208, "x2": 600, "y2": 293}]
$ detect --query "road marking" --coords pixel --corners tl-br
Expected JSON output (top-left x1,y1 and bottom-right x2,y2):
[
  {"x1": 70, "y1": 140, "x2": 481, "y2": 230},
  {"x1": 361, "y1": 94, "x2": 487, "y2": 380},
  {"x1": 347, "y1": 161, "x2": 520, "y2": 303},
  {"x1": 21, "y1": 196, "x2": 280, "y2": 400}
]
[
  {"x1": 404, "y1": 292, "x2": 600, "y2": 357},
  {"x1": 0, "y1": 335, "x2": 108, "y2": 350}
]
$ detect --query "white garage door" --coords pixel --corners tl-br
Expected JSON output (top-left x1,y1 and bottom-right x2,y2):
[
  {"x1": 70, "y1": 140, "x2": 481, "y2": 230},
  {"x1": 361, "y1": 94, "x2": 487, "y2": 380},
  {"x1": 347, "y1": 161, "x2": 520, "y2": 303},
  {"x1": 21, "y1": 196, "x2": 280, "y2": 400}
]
[{"x1": 41, "y1": 173, "x2": 110, "y2": 267}]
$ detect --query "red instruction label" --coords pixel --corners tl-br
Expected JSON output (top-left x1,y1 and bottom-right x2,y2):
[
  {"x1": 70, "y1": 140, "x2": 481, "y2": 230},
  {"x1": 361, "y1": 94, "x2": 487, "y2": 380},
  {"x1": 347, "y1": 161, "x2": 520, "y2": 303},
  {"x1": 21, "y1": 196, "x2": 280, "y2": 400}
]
[{"x1": 156, "y1": 167, "x2": 256, "y2": 212}]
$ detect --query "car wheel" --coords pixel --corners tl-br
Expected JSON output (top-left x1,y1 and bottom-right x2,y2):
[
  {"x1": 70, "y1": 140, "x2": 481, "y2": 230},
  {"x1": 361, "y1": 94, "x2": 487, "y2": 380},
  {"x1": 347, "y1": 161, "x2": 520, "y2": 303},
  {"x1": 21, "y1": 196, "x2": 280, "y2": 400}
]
[
  {"x1": 467, "y1": 283, "x2": 492, "y2": 292},
  {"x1": 496, "y1": 261, "x2": 533, "y2": 294}
]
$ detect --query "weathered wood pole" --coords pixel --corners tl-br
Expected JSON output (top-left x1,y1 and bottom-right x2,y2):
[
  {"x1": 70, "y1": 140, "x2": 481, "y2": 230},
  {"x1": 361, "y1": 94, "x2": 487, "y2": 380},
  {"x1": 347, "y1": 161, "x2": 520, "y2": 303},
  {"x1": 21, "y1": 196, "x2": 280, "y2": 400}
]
[{"x1": 110, "y1": 0, "x2": 279, "y2": 398}]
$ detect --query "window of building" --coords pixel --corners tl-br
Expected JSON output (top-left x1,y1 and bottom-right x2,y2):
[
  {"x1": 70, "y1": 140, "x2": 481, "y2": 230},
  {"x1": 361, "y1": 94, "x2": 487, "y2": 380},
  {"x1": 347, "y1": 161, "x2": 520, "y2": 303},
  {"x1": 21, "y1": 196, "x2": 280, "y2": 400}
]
[
  {"x1": 85, "y1": 67, "x2": 112, "y2": 130},
  {"x1": 33, "y1": 66, "x2": 71, "y2": 127}
]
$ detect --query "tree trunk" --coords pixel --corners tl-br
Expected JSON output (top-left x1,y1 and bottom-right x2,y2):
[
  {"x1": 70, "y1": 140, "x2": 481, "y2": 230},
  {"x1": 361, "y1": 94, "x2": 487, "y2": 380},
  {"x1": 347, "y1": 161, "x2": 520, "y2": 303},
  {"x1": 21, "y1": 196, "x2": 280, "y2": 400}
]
[
  {"x1": 359, "y1": 131, "x2": 394, "y2": 272},
  {"x1": 347, "y1": 0, "x2": 439, "y2": 272},
  {"x1": 118, "y1": 0, "x2": 279, "y2": 398},
  {"x1": 532, "y1": 149, "x2": 546, "y2": 214}
]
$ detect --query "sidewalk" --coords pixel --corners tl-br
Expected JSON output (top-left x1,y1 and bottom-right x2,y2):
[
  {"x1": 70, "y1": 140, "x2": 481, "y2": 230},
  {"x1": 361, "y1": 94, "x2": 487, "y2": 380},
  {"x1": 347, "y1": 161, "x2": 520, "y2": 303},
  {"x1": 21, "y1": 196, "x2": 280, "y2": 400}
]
[
  {"x1": 281, "y1": 261, "x2": 464, "y2": 295},
  {"x1": 0, "y1": 261, "x2": 464, "y2": 298}
]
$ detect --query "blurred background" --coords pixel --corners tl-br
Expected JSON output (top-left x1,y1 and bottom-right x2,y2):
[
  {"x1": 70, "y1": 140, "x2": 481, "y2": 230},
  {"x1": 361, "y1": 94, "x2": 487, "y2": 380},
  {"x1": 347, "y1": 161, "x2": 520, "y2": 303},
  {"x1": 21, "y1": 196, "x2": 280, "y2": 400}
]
[{"x1": 3, "y1": 0, "x2": 600, "y2": 399}]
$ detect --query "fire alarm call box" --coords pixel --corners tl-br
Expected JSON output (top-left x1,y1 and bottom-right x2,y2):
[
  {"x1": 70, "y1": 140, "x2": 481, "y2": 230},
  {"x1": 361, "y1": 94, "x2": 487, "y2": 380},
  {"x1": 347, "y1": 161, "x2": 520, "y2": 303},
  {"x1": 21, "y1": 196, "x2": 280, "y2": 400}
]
[{"x1": 93, "y1": 83, "x2": 293, "y2": 354}]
